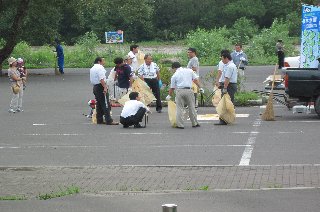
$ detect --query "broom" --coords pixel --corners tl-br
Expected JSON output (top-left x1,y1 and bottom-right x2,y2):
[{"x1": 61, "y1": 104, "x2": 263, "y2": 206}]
[{"x1": 261, "y1": 64, "x2": 277, "y2": 121}]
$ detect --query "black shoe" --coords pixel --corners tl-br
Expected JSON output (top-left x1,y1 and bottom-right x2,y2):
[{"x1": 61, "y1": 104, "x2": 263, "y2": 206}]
[
  {"x1": 192, "y1": 124, "x2": 200, "y2": 128},
  {"x1": 134, "y1": 124, "x2": 145, "y2": 128},
  {"x1": 123, "y1": 125, "x2": 129, "y2": 128},
  {"x1": 176, "y1": 126, "x2": 184, "y2": 129},
  {"x1": 214, "y1": 122, "x2": 227, "y2": 125},
  {"x1": 157, "y1": 110, "x2": 162, "y2": 113}
]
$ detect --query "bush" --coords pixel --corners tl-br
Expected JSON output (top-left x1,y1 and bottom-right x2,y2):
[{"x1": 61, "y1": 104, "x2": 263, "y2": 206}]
[
  {"x1": 230, "y1": 17, "x2": 259, "y2": 45},
  {"x1": 186, "y1": 27, "x2": 232, "y2": 65},
  {"x1": 235, "y1": 92, "x2": 259, "y2": 106}
]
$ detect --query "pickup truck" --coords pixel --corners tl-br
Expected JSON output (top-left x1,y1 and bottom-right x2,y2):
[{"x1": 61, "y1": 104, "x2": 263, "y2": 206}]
[{"x1": 284, "y1": 68, "x2": 320, "y2": 117}]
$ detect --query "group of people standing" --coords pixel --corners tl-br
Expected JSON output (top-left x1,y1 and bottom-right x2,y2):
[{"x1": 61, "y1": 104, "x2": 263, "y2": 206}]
[{"x1": 89, "y1": 43, "x2": 249, "y2": 129}]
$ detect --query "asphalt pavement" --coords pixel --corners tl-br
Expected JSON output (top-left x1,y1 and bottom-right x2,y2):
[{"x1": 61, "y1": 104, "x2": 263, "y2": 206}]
[{"x1": 0, "y1": 66, "x2": 320, "y2": 211}]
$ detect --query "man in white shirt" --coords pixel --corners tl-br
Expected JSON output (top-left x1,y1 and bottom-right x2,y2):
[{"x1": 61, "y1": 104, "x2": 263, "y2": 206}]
[
  {"x1": 120, "y1": 92, "x2": 150, "y2": 128},
  {"x1": 214, "y1": 52, "x2": 238, "y2": 126},
  {"x1": 138, "y1": 54, "x2": 162, "y2": 113},
  {"x1": 128, "y1": 44, "x2": 139, "y2": 72},
  {"x1": 215, "y1": 50, "x2": 230, "y2": 88},
  {"x1": 90, "y1": 57, "x2": 119, "y2": 125},
  {"x1": 187, "y1": 47, "x2": 200, "y2": 109},
  {"x1": 167, "y1": 62, "x2": 202, "y2": 129}
]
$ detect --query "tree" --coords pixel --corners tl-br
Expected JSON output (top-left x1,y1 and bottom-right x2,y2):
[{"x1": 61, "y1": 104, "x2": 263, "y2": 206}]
[{"x1": 0, "y1": 0, "x2": 30, "y2": 75}]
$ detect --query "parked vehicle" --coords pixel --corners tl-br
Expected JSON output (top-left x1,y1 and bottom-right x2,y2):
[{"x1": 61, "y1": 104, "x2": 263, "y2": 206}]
[
  {"x1": 284, "y1": 68, "x2": 320, "y2": 116},
  {"x1": 284, "y1": 56, "x2": 300, "y2": 69}
]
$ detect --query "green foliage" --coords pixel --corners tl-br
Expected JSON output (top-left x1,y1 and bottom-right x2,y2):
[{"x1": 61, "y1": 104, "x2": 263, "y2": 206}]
[
  {"x1": 38, "y1": 186, "x2": 80, "y2": 200},
  {"x1": 159, "y1": 65, "x2": 173, "y2": 86},
  {"x1": 235, "y1": 91, "x2": 259, "y2": 106},
  {"x1": 0, "y1": 195, "x2": 27, "y2": 201},
  {"x1": 246, "y1": 19, "x2": 297, "y2": 64},
  {"x1": 186, "y1": 28, "x2": 232, "y2": 65},
  {"x1": 230, "y1": 17, "x2": 259, "y2": 45}
]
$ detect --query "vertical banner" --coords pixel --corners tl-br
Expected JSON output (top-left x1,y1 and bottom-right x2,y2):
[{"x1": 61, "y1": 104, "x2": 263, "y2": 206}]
[
  {"x1": 105, "y1": 30, "x2": 124, "y2": 43},
  {"x1": 300, "y1": 4, "x2": 320, "y2": 68}
]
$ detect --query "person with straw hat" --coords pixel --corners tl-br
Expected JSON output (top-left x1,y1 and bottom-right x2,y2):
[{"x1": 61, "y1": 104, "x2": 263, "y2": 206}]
[{"x1": 7, "y1": 57, "x2": 24, "y2": 113}]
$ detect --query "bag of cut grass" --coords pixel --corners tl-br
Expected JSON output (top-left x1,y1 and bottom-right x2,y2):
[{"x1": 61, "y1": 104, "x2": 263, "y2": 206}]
[
  {"x1": 212, "y1": 86, "x2": 221, "y2": 107},
  {"x1": 216, "y1": 94, "x2": 236, "y2": 124},
  {"x1": 168, "y1": 100, "x2": 177, "y2": 127}
]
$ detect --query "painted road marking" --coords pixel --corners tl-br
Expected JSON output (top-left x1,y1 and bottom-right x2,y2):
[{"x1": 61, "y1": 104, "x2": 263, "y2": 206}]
[
  {"x1": 196, "y1": 114, "x2": 249, "y2": 121},
  {"x1": 239, "y1": 118, "x2": 261, "y2": 166},
  {"x1": 0, "y1": 144, "x2": 250, "y2": 149}
]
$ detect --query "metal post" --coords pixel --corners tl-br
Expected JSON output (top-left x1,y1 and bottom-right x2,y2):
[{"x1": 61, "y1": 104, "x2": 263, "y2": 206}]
[{"x1": 162, "y1": 204, "x2": 177, "y2": 212}]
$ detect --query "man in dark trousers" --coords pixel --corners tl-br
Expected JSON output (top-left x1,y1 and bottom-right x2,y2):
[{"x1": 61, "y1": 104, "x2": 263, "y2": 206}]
[
  {"x1": 276, "y1": 39, "x2": 285, "y2": 69},
  {"x1": 138, "y1": 54, "x2": 162, "y2": 113},
  {"x1": 55, "y1": 39, "x2": 64, "y2": 74},
  {"x1": 120, "y1": 92, "x2": 150, "y2": 128},
  {"x1": 214, "y1": 51, "x2": 238, "y2": 125},
  {"x1": 114, "y1": 57, "x2": 133, "y2": 98},
  {"x1": 90, "y1": 57, "x2": 119, "y2": 125}
]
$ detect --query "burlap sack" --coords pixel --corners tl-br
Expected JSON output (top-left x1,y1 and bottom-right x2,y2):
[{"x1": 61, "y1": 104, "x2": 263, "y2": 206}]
[
  {"x1": 212, "y1": 86, "x2": 221, "y2": 107},
  {"x1": 12, "y1": 83, "x2": 20, "y2": 94},
  {"x1": 168, "y1": 100, "x2": 177, "y2": 127},
  {"x1": 216, "y1": 94, "x2": 236, "y2": 124}
]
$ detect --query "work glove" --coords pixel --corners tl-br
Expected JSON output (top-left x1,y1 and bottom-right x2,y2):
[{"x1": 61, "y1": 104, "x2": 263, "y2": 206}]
[
  {"x1": 199, "y1": 88, "x2": 204, "y2": 93},
  {"x1": 128, "y1": 87, "x2": 133, "y2": 92},
  {"x1": 240, "y1": 57, "x2": 246, "y2": 61},
  {"x1": 221, "y1": 88, "x2": 228, "y2": 95},
  {"x1": 166, "y1": 95, "x2": 171, "y2": 101}
]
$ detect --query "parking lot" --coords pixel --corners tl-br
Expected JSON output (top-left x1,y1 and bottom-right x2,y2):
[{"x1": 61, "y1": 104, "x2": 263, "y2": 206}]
[{"x1": 0, "y1": 66, "x2": 319, "y2": 212}]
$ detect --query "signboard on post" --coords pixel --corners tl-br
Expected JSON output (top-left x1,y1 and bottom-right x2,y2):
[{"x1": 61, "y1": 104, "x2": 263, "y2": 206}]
[
  {"x1": 300, "y1": 4, "x2": 320, "y2": 68},
  {"x1": 105, "y1": 30, "x2": 124, "y2": 43}
]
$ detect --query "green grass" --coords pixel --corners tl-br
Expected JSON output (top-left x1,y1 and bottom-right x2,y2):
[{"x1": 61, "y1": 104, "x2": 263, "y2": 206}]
[
  {"x1": 199, "y1": 185, "x2": 209, "y2": 191},
  {"x1": 38, "y1": 186, "x2": 80, "y2": 200},
  {"x1": 0, "y1": 195, "x2": 27, "y2": 200},
  {"x1": 235, "y1": 92, "x2": 259, "y2": 106}
]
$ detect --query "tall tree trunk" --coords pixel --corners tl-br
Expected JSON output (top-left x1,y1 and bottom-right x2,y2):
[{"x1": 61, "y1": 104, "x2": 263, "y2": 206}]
[{"x1": 0, "y1": 0, "x2": 30, "y2": 76}]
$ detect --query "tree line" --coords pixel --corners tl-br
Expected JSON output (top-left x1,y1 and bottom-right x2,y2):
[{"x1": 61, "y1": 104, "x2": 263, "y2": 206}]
[{"x1": 0, "y1": 0, "x2": 318, "y2": 68}]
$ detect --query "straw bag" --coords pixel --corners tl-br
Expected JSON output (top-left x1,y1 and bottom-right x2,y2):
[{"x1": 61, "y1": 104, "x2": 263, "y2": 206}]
[
  {"x1": 11, "y1": 83, "x2": 20, "y2": 94},
  {"x1": 168, "y1": 100, "x2": 177, "y2": 127},
  {"x1": 216, "y1": 94, "x2": 236, "y2": 124}
]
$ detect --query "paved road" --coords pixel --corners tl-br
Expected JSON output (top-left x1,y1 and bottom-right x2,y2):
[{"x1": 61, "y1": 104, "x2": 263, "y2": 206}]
[{"x1": 0, "y1": 66, "x2": 319, "y2": 211}]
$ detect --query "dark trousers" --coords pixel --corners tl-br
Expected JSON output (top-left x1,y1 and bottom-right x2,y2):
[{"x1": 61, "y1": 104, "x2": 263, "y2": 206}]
[
  {"x1": 277, "y1": 51, "x2": 285, "y2": 68},
  {"x1": 120, "y1": 107, "x2": 146, "y2": 127},
  {"x1": 93, "y1": 84, "x2": 113, "y2": 124},
  {"x1": 219, "y1": 83, "x2": 237, "y2": 124},
  {"x1": 144, "y1": 78, "x2": 162, "y2": 111}
]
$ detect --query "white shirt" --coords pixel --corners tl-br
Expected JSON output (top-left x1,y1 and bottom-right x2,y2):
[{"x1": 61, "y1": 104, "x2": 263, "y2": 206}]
[
  {"x1": 120, "y1": 100, "x2": 148, "y2": 118},
  {"x1": 217, "y1": 60, "x2": 225, "y2": 83},
  {"x1": 138, "y1": 62, "x2": 160, "y2": 79},
  {"x1": 170, "y1": 67, "x2": 198, "y2": 89},
  {"x1": 90, "y1": 64, "x2": 106, "y2": 85},
  {"x1": 220, "y1": 61, "x2": 237, "y2": 83},
  {"x1": 128, "y1": 51, "x2": 138, "y2": 71}
]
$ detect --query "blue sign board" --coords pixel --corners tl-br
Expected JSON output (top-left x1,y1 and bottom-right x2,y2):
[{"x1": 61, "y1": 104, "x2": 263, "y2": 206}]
[
  {"x1": 300, "y1": 4, "x2": 320, "y2": 68},
  {"x1": 105, "y1": 30, "x2": 124, "y2": 43}
]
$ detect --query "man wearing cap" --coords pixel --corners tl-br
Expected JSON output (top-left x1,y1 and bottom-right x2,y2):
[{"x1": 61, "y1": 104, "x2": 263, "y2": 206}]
[
  {"x1": 166, "y1": 62, "x2": 202, "y2": 129},
  {"x1": 7, "y1": 57, "x2": 24, "y2": 113},
  {"x1": 90, "y1": 57, "x2": 119, "y2": 125}
]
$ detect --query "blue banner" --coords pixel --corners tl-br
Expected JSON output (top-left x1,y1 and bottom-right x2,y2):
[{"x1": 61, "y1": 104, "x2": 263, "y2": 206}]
[
  {"x1": 300, "y1": 4, "x2": 320, "y2": 68},
  {"x1": 105, "y1": 30, "x2": 124, "y2": 43}
]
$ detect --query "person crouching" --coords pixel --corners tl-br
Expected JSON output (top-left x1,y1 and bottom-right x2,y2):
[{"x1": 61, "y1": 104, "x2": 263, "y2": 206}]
[{"x1": 120, "y1": 92, "x2": 150, "y2": 128}]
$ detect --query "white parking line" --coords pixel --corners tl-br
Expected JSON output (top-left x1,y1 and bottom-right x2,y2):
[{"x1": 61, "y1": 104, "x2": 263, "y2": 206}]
[
  {"x1": 239, "y1": 118, "x2": 261, "y2": 166},
  {"x1": 0, "y1": 144, "x2": 250, "y2": 149}
]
